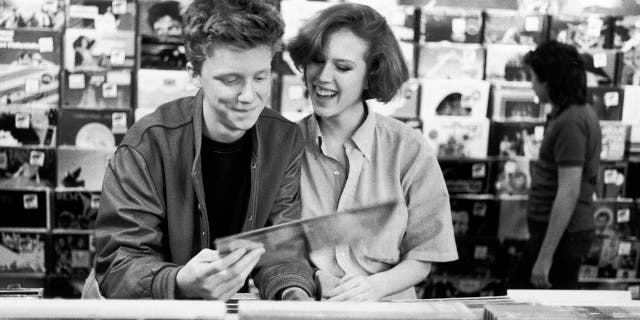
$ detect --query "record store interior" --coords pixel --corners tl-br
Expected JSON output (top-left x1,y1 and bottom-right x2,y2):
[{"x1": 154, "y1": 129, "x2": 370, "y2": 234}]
[{"x1": 2, "y1": 0, "x2": 640, "y2": 318}]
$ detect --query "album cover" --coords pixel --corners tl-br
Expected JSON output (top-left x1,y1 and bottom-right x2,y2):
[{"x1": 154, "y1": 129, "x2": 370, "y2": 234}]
[
  {"x1": 600, "y1": 121, "x2": 628, "y2": 161},
  {"x1": 67, "y1": 0, "x2": 135, "y2": 31},
  {"x1": 0, "y1": 0, "x2": 64, "y2": 29},
  {"x1": 138, "y1": 0, "x2": 187, "y2": 37},
  {"x1": 449, "y1": 195, "x2": 498, "y2": 238},
  {"x1": 53, "y1": 190, "x2": 100, "y2": 229},
  {"x1": 423, "y1": 9, "x2": 483, "y2": 43},
  {"x1": 0, "y1": 188, "x2": 48, "y2": 228},
  {"x1": 593, "y1": 199, "x2": 639, "y2": 239},
  {"x1": 419, "y1": 79, "x2": 489, "y2": 118},
  {"x1": 580, "y1": 49, "x2": 621, "y2": 86},
  {"x1": 57, "y1": 146, "x2": 111, "y2": 190},
  {"x1": 597, "y1": 161, "x2": 627, "y2": 199},
  {"x1": 63, "y1": 28, "x2": 135, "y2": 70},
  {"x1": 489, "y1": 121, "x2": 545, "y2": 158},
  {"x1": 0, "y1": 231, "x2": 45, "y2": 273},
  {"x1": 497, "y1": 196, "x2": 529, "y2": 241},
  {"x1": 492, "y1": 158, "x2": 531, "y2": 196},
  {"x1": 51, "y1": 232, "x2": 94, "y2": 278},
  {"x1": 0, "y1": 104, "x2": 56, "y2": 146},
  {"x1": 549, "y1": 14, "x2": 613, "y2": 50},
  {"x1": 612, "y1": 15, "x2": 640, "y2": 50},
  {"x1": 369, "y1": 79, "x2": 420, "y2": 119},
  {"x1": 0, "y1": 146, "x2": 55, "y2": 188},
  {"x1": 417, "y1": 43, "x2": 484, "y2": 80},
  {"x1": 279, "y1": 74, "x2": 312, "y2": 122},
  {"x1": 587, "y1": 86, "x2": 624, "y2": 121},
  {"x1": 0, "y1": 29, "x2": 61, "y2": 106},
  {"x1": 140, "y1": 36, "x2": 188, "y2": 70},
  {"x1": 137, "y1": 69, "x2": 196, "y2": 114},
  {"x1": 440, "y1": 238, "x2": 501, "y2": 278},
  {"x1": 483, "y1": 10, "x2": 548, "y2": 45},
  {"x1": 62, "y1": 69, "x2": 132, "y2": 110},
  {"x1": 490, "y1": 82, "x2": 545, "y2": 121},
  {"x1": 423, "y1": 117, "x2": 490, "y2": 158},
  {"x1": 621, "y1": 48, "x2": 640, "y2": 85},
  {"x1": 57, "y1": 109, "x2": 130, "y2": 148},
  {"x1": 485, "y1": 44, "x2": 533, "y2": 82},
  {"x1": 439, "y1": 159, "x2": 491, "y2": 194}
]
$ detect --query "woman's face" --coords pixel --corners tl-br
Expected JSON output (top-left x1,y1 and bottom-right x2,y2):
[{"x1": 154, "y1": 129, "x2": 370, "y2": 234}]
[{"x1": 305, "y1": 28, "x2": 368, "y2": 119}]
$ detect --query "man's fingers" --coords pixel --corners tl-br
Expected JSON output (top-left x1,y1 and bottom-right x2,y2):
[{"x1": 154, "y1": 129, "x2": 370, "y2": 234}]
[
  {"x1": 194, "y1": 248, "x2": 220, "y2": 262},
  {"x1": 202, "y1": 248, "x2": 246, "y2": 277},
  {"x1": 228, "y1": 247, "x2": 265, "y2": 276}
]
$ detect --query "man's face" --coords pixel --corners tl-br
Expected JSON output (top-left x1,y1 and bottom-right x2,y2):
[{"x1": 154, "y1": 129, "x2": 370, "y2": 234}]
[
  {"x1": 153, "y1": 15, "x2": 183, "y2": 36},
  {"x1": 194, "y1": 44, "x2": 272, "y2": 141}
]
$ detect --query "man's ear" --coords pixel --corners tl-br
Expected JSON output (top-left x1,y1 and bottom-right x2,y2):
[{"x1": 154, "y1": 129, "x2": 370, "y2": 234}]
[{"x1": 186, "y1": 62, "x2": 202, "y2": 88}]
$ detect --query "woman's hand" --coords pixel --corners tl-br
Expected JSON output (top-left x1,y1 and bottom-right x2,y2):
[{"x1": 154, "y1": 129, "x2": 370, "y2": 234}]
[{"x1": 326, "y1": 273, "x2": 383, "y2": 302}]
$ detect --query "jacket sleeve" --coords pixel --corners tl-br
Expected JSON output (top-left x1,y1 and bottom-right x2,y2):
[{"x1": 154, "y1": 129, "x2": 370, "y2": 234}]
[
  {"x1": 253, "y1": 127, "x2": 317, "y2": 299},
  {"x1": 94, "y1": 146, "x2": 180, "y2": 299}
]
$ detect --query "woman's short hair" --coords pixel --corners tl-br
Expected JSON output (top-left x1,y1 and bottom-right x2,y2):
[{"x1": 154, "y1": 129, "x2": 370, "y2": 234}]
[
  {"x1": 288, "y1": 3, "x2": 409, "y2": 103},
  {"x1": 523, "y1": 41, "x2": 587, "y2": 111},
  {"x1": 182, "y1": 0, "x2": 284, "y2": 76}
]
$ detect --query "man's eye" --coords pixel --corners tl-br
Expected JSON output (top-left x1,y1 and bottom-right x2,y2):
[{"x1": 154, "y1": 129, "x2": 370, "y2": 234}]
[{"x1": 222, "y1": 77, "x2": 240, "y2": 85}]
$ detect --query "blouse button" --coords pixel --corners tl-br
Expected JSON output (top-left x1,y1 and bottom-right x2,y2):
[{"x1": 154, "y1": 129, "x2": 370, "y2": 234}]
[{"x1": 333, "y1": 170, "x2": 340, "y2": 176}]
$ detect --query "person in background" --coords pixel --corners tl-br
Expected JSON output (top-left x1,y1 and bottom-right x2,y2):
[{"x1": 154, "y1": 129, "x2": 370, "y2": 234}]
[
  {"x1": 92, "y1": 0, "x2": 316, "y2": 300},
  {"x1": 510, "y1": 41, "x2": 601, "y2": 289},
  {"x1": 147, "y1": 0, "x2": 183, "y2": 36},
  {"x1": 288, "y1": 3, "x2": 458, "y2": 301}
]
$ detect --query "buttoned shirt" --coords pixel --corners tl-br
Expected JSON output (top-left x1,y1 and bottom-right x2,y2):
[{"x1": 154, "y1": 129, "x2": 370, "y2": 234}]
[{"x1": 298, "y1": 104, "x2": 458, "y2": 299}]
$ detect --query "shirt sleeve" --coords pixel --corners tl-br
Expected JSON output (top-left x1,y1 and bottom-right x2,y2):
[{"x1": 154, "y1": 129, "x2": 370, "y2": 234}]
[
  {"x1": 399, "y1": 138, "x2": 458, "y2": 263},
  {"x1": 553, "y1": 117, "x2": 587, "y2": 167}
]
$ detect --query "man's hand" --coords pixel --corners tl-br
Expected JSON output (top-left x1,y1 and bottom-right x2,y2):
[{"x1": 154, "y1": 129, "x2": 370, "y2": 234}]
[
  {"x1": 530, "y1": 257, "x2": 552, "y2": 289},
  {"x1": 176, "y1": 247, "x2": 264, "y2": 301},
  {"x1": 326, "y1": 274, "x2": 383, "y2": 302}
]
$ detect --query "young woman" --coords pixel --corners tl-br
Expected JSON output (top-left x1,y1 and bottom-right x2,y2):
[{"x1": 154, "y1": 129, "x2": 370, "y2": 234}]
[{"x1": 288, "y1": 3, "x2": 458, "y2": 301}]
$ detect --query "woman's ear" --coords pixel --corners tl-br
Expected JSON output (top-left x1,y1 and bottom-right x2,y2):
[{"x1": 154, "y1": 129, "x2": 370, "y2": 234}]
[{"x1": 186, "y1": 62, "x2": 202, "y2": 88}]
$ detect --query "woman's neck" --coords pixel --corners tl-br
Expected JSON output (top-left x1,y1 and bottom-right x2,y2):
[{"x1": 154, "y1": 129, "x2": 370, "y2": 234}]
[{"x1": 317, "y1": 101, "x2": 367, "y2": 144}]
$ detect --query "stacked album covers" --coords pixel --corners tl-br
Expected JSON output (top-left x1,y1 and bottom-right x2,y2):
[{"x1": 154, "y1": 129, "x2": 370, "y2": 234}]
[
  {"x1": 485, "y1": 44, "x2": 533, "y2": 82},
  {"x1": 0, "y1": 104, "x2": 56, "y2": 146},
  {"x1": 53, "y1": 190, "x2": 99, "y2": 229},
  {"x1": 0, "y1": 146, "x2": 56, "y2": 188},
  {"x1": 439, "y1": 159, "x2": 491, "y2": 194},
  {"x1": 422, "y1": 9, "x2": 483, "y2": 43},
  {"x1": 0, "y1": 29, "x2": 61, "y2": 106},
  {"x1": 57, "y1": 109, "x2": 130, "y2": 148},
  {"x1": 419, "y1": 79, "x2": 489, "y2": 118},
  {"x1": 0, "y1": 0, "x2": 65, "y2": 29},
  {"x1": 483, "y1": 10, "x2": 549, "y2": 46},
  {"x1": 587, "y1": 86, "x2": 624, "y2": 121},
  {"x1": 417, "y1": 43, "x2": 485, "y2": 79},
  {"x1": 488, "y1": 122, "x2": 544, "y2": 159},
  {"x1": 63, "y1": 27, "x2": 135, "y2": 70},
  {"x1": 549, "y1": 14, "x2": 613, "y2": 50},
  {"x1": 490, "y1": 83, "x2": 545, "y2": 122},
  {"x1": 423, "y1": 117, "x2": 490, "y2": 158},
  {"x1": 0, "y1": 188, "x2": 48, "y2": 228},
  {"x1": 0, "y1": 231, "x2": 46, "y2": 273}
]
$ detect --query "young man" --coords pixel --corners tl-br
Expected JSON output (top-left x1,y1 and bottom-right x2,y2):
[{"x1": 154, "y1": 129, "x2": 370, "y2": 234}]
[{"x1": 93, "y1": 0, "x2": 315, "y2": 300}]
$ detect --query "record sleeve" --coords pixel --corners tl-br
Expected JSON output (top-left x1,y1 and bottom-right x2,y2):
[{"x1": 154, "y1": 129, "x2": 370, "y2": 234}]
[
  {"x1": 0, "y1": 231, "x2": 45, "y2": 273},
  {"x1": 483, "y1": 10, "x2": 549, "y2": 45},
  {"x1": 137, "y1": 69, "x2": 196, "y2": 112},
  {"x1": 423, "y1": 9, "x2": 483, "y2": 43},
  {"x1": 53, "y1": 190, "x2": 99, "y2": 229},
  {"x1": 580, "y1": 49, "x2": 621, "y2": 86},
  {"x1": 51, "y1": 232, "x2": 94, "y2": 278},
  {"x1": 439, "y1": 159, "x2": 491, "y2": 194},
  {"x1": 419, "y1": 79, "x2": 489, "y2": 118},
  {"x1": 0, "y1": 104, "x2": 56, "y2": 146},
  {"x1": 369, "y1": 78, "x2": 420, "y2": 119},
  {"x1": 497, "y1": 197, "x2": 529, "y2": 240},
  {"x1": 67, "y1": 0, "x2": 135, "y2": 31},
  {"x1": 63, "y1": 28, "x2": 135, "y2": 70},
  {"x1": 612, "y1": 15, "x2": 640, "y2": 50},
  {"x1": 56, "y1": 146, "x2": 111, "y2": 190},
  {"x1": 417, "y1": 43, "x2": 484, "y2": 80},
  {"x1": 587, "y1": 86, "x2": 624, "y2": 121},
  {"x1": 0, "y1": 146, "x2": 55, "y2": 188},
  {"x1": 0, "y1": 29, "x2": 61, "y2": 106},
  {"x1": 488, "y1": 121, "x2": 544, "y2": 158},
  {"x1": 138, "y1": 0, "x2": 187, "y2": 37},
  {"x1": 600, "y1": 121, "x2": 628, "y2": 161},
  {"x1": 620, "y1": 48, "x2": 640, "y2": 85},
  {"x1": 0, "y1": 0, "x2": 64, "y2": 29},
  {"x1": 597, "y1": 161, "x2": 627, "y2": 199},
  {"x1": 0, "y1": 188, "x2": 48, "y2": 228},
  {"x1": 57, "y1": 109, "x2": 130, "y2": 148},
  {"x1": 492, "y1": 158, "x2": 531, "y2": 196},
  {"x1": 549, "y1": 14, "x2": 613, "y2": 50},
  {"x1": 62, "y1": 69, "x2": 132, "y2": 109},
  {"x1": 449, "y1": 195, "x2": 498, "y2": 238},
  {"x1": 490, "y1": 82, "x2": 545, "y2": 121},
  {"x1": 485, "y1": 44, "x2": 533, "y2": 82},
  {"x1": 423, "y1": 117, "x2": 490, "y2": 158}
]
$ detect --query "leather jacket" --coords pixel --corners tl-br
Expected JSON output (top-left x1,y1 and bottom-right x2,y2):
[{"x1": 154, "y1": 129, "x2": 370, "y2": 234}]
[{"x1": 94, "y1": 90, "x2": 316, "y2": 299}]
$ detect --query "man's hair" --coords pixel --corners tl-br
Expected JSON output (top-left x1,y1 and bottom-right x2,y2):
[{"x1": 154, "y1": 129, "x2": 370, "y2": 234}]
[
  {"x1": 147, "y1": 1, "x2": 182, "y2": 29},
  {"x1": 287, "y1": 3, "x2": 408, "y2": 103},
  {"x1": 183, "y1": 0, "x2": 284, "y2": 75},
  {"x1": 523, "y1": 41, "x2": 587, "y2": 111}
]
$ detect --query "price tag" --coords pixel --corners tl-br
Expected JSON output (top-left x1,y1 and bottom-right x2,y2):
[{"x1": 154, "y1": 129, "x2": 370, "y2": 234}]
[
  {"x1": 106, "y1": 71, "x2": 131, "y2": 85},
  {"x1": 91, "y1": 194, "x2": 101, "y2": 209},
  {"x1": 24, "y1": 79, "x2": 39, "y2": 95},
  {"x1": 68, "y1": 74, "x2": 86, "y2": 89},
  {"x1": 0, "y1": 151, "x2": 7, "y2": 170},
  {"x1": 593, "y1": 53, "x2": 608, "y2": 68},
  {"x1": 525, "y1": 16, "x2": 541, "y2": 32},
  {"x1": 112, "y1": 0, "x2": 127, "y2": 14},
  {"x1": 451, "y1": 18, "x2": 467, "y2": 35},
  {"x1": 473, "y1": 202, "x2": 487, "y2": 217},
  {"x1": 604, "y1": 92, "x2": 619, "y2": 107},
  {"x1": 474, "y1": 245, "x2": 488, "y2": 259},
  {"x1": 618, "y1": 241, "x2": 632, "y2": 256},
  {"x1": 504, "y1": 161, "x2": 516, "y2": 174},
  {"x1": 471, "y1": 163, "x2": 486, "y2": 178},
  {"x1": 38, "y1": 37, "x2": 54, "y2": 53},
  {"x1": 587, "y1": 16, "x2": 604, "y2": 38},
  {"x1": 15, "y1": 113, "x2": 30, "y2": 129},
  {"x1": 112, "y1": 112, "x2": 128, "y2": 134},
  {"x1": 535, "y1": 126, "x2": 545, "y2": 141},
  {"x1": 163, "y1": 78, "x2": 177, "y2": 87},
  {"x1": 604, "y1": 169, "x2": 618, "y2": 184},
  {"x1": 102, "y1": 83, "x2": 117, "y2": 98},
  {"x1": 23, "y1": 194, "x2": 38, "y2": 209},
  {"x1": 29, "y1": 150, "x2": 45, "y2": 167},
  {"x1": 110, "y1": 49, "x2": 126, "y2": 66},
  {"x1": 617, "y1": 208, "x2": 631, "y2": 223}
]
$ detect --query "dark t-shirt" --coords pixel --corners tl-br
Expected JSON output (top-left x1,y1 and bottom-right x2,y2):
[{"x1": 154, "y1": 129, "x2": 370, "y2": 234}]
[
  {"x1": 201, "y1": 132, "x2": 252, "y2": 244},
  {"x1": 527, "y1": 105, "x2": 601, "y2": 232}
]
